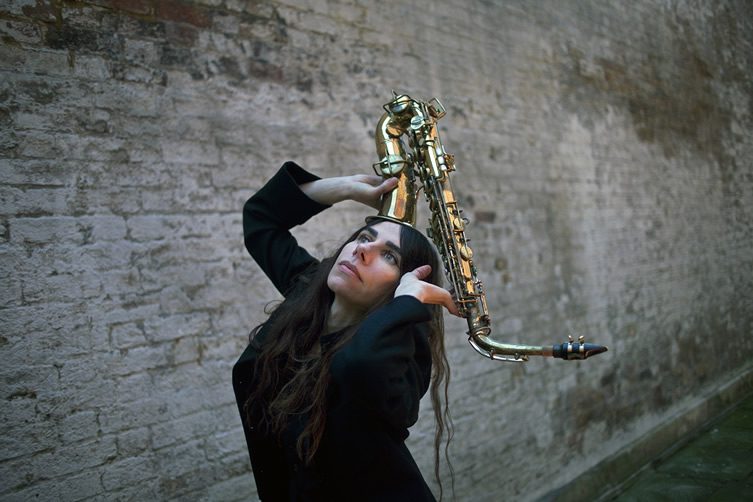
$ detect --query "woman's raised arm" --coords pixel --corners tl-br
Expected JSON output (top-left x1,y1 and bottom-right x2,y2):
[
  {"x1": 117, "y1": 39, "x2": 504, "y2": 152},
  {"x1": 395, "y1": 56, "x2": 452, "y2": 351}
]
[{"x1": 299, "y1": 174, "x2": 398, "y2": 208}]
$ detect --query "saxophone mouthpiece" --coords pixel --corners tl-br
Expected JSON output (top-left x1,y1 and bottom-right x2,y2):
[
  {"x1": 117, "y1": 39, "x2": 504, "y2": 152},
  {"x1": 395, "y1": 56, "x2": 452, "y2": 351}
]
[{"x1": 551, "y1": 338, "x2": 609, "y2": 360}]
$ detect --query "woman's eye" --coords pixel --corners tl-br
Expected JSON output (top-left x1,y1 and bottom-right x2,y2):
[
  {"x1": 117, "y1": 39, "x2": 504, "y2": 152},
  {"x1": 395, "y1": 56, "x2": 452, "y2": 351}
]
[
  {"x1": 357, "y1": 234, "x2": 370, "y2": 243},
  {"x1": 383, "y1": 251, "x2": 398, "y2": 265}
]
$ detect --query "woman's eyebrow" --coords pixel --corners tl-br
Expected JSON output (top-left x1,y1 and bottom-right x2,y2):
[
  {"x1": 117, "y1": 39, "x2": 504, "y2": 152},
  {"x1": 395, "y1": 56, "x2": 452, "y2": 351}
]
[
  {"x1": 364, "y1": 227, "x2": 402, "y2": 255},
  {"x1": 385, "y1": 241, "x2": 402, "y2": 255}
]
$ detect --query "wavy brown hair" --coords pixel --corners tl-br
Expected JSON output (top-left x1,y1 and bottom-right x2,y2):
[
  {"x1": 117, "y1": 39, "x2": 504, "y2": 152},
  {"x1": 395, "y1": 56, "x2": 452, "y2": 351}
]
[{"x1": 244, "y1": 220, "x2": 454, "y2": 498}]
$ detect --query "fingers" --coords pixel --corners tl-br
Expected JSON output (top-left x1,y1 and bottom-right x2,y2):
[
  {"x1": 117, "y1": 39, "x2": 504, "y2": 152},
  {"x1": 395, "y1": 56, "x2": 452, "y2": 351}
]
[
  {"x1": 358, "y1": 175, "x2": 398, "y2": 194},
  {"x1": 353, "y1": 174, "x2": 394, "y2": 188},
  {"x1": 435, "y1": 287, "x2": 461, "y2": 316},
  {"x1": 350, "y1": 175, "x2": 398, "y2": 209},
  {"x1": 432, "y1": 288, "x2": 461, "y2": 317},
  {"x1": 369, "y1": 178, "x2": 398, "y2": 204},
  {"x1": 398, "y1": 266, "x2": 461, "y2": 317},
  {"x1": 445, "y1": 296, "x2": 461, "y2": 317},
  {"x1": 378, "y1": 177, "x2": 399, "y2": 193},
  {"x1": 411, "y1": 264, "x2": 432, "y2": 280}
]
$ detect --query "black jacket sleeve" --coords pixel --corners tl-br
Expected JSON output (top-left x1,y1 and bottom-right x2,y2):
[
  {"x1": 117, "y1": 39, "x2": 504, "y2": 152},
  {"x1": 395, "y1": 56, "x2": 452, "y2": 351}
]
[
  {"x1": 243, "y1": 161, "x2": 331, "y2": 296},
  {"x1": 329, "y1": 295, "x2": 434, "y2": 434}
]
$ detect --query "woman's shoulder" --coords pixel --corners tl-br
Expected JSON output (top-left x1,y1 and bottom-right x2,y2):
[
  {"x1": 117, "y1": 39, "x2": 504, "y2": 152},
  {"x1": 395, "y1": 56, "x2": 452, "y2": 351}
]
[{"x1": 369, "y1": 295, "x2": 435, "y2": 326}]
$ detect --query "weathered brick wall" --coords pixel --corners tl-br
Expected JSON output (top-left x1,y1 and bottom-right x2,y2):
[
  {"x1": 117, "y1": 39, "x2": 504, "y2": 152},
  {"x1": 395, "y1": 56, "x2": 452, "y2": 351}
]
[{"x1": 1, "y1": 0, "x2": 751, "y2": 500}]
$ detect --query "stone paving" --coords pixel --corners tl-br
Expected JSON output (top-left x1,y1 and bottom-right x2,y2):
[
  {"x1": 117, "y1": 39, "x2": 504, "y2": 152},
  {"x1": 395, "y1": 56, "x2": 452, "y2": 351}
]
[{"x1": 612, "y1": 393, "x2": 753, "y2": 501}]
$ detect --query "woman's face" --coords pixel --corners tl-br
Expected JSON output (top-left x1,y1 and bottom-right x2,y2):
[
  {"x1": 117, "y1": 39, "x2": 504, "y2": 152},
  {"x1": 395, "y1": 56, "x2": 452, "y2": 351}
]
[{"x1": 326, "y1": 221, "x2": 403, "y2": 313}]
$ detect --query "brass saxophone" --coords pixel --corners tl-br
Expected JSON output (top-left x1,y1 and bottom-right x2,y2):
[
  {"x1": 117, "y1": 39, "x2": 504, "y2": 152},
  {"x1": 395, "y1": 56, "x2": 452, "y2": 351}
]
[{"x1": 371, "y1": 93, "x2": 607, "y2": 362}]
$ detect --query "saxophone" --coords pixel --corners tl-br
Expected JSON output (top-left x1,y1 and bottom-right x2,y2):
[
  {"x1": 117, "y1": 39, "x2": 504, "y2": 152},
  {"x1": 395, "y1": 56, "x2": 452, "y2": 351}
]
[{"x1": 371, "y1": 93, "x2": 607, "y2": 362}]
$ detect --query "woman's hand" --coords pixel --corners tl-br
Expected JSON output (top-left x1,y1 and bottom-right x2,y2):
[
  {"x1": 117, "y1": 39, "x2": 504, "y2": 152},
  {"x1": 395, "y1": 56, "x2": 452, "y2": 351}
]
[
  {"x1": 347, "y1": 175, "x2": 398, "y2": 209},
  {"x1": 394, "y1": 265, "x2": 461, "y2": 316},
  {"x1": 299, "y1": 174, "x2": 398, "y2": 208}
]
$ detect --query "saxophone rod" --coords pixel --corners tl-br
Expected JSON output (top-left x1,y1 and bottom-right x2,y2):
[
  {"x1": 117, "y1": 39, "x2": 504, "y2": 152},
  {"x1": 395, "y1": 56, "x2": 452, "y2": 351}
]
[{"x1": 468, "y1": 331, "x2": 609, "y2": 363}]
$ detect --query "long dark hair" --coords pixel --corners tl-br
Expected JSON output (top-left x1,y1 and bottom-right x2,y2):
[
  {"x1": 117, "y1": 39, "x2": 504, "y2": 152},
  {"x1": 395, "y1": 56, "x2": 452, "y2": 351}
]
[{"x1": 245, "y1": 220, "x2": 453, "y2": 496}]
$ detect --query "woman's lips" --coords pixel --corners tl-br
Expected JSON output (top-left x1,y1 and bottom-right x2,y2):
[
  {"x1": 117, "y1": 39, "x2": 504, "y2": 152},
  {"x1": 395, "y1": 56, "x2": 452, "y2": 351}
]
[{"x1": 338, "y1": 261, "x2": 361, "y2": 281}]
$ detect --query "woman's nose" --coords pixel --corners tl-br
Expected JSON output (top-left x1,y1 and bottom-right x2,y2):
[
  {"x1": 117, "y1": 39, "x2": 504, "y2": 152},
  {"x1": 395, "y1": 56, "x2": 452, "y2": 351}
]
[{"x1": 353, "y1": 242, "x2": 372, "y2": 263}]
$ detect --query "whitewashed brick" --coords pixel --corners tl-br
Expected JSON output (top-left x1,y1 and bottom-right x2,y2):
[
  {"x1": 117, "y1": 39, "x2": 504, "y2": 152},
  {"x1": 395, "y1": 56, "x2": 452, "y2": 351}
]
[
  {"x1": 99, "y1": 398, "x2": 168, "y2": 434},
  {"x1": 116, "y1": 426, "x2": 151, "y2": 457},
  {"x1": 0, "y1": 470, "x2": 104, "y2": 502},
  {"x1": 202, "y1": 474, "x2": 256, "y2": 502},
  {"x1": 60, "y1": 410, "x2": 100, "y2": 444},
  {"x1": 100, "y1": 455, "x2": 158, "y2": 492},
  {"x1": 150, "y1": 410, "x2": 216, "y2": 450},
  {"x1": 110, "y1": 321, "x2": 147, "y2": 349},
  {"x1": 10, "y1": 216, "x2": 81, "y2": 244},
  {"x1": 0, "y1": 420, "x2": 57, "y2": 462},
  {"x1": 143, "y1": 311, "x2": 210, "y2": 343}
]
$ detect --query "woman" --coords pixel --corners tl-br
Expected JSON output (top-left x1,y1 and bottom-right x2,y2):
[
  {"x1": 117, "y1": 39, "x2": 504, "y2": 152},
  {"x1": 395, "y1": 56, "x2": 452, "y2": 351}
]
[{"x1": 233, "y1": 162, "x2": 458, "y2": 501}]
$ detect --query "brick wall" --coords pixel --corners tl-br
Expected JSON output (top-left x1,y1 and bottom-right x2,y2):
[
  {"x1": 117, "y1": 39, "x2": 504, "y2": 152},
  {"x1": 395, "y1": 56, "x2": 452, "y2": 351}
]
[{"x1": 1, "y1": 0, "x2": 751, "y2": 500}]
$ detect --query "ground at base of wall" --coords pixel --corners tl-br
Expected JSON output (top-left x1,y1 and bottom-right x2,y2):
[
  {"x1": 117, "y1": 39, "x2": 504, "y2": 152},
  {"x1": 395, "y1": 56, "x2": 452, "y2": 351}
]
[{"x1": 611, "y1": 393, "x2": 753, "y2": 501}]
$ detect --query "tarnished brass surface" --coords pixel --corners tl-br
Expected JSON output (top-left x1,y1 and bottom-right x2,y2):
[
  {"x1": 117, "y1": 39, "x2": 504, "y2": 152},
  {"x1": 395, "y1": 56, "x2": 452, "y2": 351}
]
[{"x1": 371, "y1": 92, "x2": 607, "y2": 362}]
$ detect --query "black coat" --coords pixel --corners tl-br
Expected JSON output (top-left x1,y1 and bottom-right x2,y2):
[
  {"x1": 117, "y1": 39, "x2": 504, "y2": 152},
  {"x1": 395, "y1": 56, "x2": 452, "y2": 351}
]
[{"x1": 233, "y1": 162, "x2": 437, "y2": 501}]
